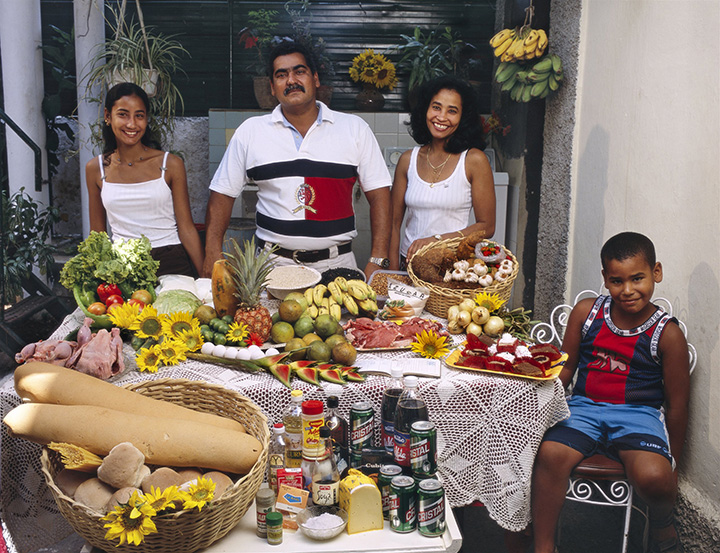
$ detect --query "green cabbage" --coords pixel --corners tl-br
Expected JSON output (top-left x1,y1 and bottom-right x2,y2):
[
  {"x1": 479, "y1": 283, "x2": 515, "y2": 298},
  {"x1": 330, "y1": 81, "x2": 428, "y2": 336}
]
[{"x1": 153, "y1": 289, "x2": 202, "y2": 315}]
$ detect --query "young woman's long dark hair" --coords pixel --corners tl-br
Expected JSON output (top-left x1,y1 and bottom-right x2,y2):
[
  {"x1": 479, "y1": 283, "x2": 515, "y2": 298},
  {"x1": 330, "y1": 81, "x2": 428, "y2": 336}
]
[
  {"x1": 102, "y1": 82, "x2": 161, "y2": 162},
  {"x1": 408, "y1": 75, "x2": 486, "y2": 154}
]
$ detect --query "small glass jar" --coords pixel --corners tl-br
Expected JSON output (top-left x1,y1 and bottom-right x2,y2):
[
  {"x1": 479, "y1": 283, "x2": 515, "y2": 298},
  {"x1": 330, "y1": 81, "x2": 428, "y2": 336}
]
[
  {"x1": 255, "y1": 488, "x2": 276, "y2": 538},
  {"x1": 266, "y1": 510, "x2": 284, "y2": 545}
]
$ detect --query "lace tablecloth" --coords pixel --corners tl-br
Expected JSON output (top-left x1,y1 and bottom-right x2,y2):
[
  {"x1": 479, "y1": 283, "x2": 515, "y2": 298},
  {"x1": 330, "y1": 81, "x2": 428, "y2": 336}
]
[{"x1": 1, "y1": 310, "x2": 569, "y2": 552}]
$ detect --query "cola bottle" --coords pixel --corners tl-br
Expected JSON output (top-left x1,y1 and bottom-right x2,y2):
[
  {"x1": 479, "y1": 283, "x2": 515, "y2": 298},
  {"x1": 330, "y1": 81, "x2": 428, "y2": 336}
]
[
  {"x1": 393, "y1": 375, "x2": 429, "y2": 468},
  {"x1": 381, "y1": 366, "x2": 404, "y2": 454},
  {"x1": 324, "y1": 395, "x2": 348, "y2": 474}
]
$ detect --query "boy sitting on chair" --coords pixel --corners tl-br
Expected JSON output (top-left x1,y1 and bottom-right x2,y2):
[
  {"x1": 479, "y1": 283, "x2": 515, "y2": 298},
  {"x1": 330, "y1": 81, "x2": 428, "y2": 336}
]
[{"x1": 531, "y1": 231, "x2": 689, "y2": 553}]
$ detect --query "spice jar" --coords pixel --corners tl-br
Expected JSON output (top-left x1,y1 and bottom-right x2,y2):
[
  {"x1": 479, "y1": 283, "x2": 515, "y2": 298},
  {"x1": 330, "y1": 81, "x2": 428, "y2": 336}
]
[
  {"x1": 302, "y1": 400, "x2": 325, "y2": 458},
  {"x1": 266, "y1": 510, "x2": 284, "y2": 545},
  {"x1": 255, "y1": 488, "x2": 276, "y2": 538}
]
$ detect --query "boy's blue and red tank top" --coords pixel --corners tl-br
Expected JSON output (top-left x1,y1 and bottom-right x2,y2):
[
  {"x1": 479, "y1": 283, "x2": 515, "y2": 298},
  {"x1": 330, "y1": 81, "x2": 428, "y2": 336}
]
[{"x1": 573, "y1": 295, "x2": 677, "y2": 409}]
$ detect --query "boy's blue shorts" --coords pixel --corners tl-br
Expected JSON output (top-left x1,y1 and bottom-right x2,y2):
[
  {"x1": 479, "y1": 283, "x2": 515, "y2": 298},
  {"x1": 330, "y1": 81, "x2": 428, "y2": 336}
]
[{"x1": 543, "y1": 395, "x2": 674, "y2": 466}]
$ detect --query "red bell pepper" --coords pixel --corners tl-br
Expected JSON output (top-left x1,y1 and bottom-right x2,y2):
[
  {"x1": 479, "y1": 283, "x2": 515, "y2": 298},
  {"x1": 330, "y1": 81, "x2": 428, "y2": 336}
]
[{"x1": 97, "y1": 283, "x2": 122, "y2": 303}]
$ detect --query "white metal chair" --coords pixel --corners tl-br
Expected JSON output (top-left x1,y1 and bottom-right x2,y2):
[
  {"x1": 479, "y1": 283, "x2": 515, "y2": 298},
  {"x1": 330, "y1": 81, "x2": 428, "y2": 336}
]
[{"x1": 530, "y1": 289, "x2": 696, "y2": 553}]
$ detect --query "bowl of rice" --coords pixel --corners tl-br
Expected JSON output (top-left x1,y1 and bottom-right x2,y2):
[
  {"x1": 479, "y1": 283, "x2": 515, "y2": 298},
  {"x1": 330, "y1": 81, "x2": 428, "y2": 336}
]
[
  {"x1": 297, "y1": 505, "x2": 348, "y2": 540},
  {"x1": 266, "y1": 265, "x2": 322, "y2": 300}
]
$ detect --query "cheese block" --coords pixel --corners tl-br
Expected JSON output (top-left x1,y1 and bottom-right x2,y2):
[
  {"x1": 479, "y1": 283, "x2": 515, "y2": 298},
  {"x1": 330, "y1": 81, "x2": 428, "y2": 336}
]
[{"x1": 338, "y1": 469, "x2": 383, "y2": 534}]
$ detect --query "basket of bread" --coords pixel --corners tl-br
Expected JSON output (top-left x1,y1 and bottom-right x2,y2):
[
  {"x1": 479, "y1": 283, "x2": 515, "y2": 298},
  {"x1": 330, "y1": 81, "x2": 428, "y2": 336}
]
[
  {"x1": 4, "y1": 363, "x2": 269, "y2": 553},
  {"x1": 407, "y1": 233, "x2": 518, "y2": 318}
]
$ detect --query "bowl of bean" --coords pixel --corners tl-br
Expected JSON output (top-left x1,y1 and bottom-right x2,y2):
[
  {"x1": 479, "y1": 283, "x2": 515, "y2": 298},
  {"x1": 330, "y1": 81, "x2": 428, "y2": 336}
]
[
  {"x1": 266, "y1": 265, "x2": 322, "y2": 300},
  {"x1": 297, "y1": 505, "x2": 348, "y2": 540}
]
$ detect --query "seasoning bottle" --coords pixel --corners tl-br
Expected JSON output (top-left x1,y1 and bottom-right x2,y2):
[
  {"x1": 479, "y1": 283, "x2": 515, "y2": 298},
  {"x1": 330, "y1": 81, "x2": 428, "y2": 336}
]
[
  {"x1": 393, "y1": 376, "x2": 429, "y2": 468},
  {"x1": 266, "y1": 510, "x2": 284, "y2": 545},
  {"x1": 255, "y1": 487, "x2": 276, "y2": 538},
  {"x1": 283, "y1": 389, "x2": 303, "y2": 468},
  {"x1": 302, "y1": 399, "x2": 325, "y2": 458},
  {"x1": 381, "y1": 366, "x2": 404, "y2": 454},
  {"x1": 311, "y1": 425, "x2": 341, "y2": 506},
  {"x1": 268, "y1": 422, "x2": 286, "y2": 494},
  {"x1": 324, "y1": 395, "x2": 348, "y2": 474}
]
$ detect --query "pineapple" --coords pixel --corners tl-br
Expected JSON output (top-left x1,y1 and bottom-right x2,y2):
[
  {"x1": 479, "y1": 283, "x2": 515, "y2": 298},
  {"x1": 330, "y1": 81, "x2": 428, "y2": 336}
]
[{"x1": 224, "y1": 237, "x2": 277, "y2": 342}]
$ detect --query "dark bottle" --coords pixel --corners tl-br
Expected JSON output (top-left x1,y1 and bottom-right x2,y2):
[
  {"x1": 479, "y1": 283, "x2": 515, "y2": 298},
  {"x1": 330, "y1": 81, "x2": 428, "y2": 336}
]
[
  {"x1": 381, "y1": 366, "x2": 404, "y2": 454},
  {"x1": 393, "y1": 375, "x2": 429, "y2": 468},
  {"x1": 311, "y1": 425, "x2": 341, "y2": 506},
  {"x1": 324, "y1": 395, "x2": 348, "y2": 475}
]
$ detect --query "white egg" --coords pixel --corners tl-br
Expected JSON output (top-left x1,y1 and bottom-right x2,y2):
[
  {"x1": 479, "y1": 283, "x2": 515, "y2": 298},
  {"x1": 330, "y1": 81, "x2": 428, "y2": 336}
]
[
  {"x1": 265, "y1": 347, "x2": 280, "y2": 356},
  {"x1": 248, "y1": 344, "x2": 264, "y2": 360},
  {"x1": 200, "y1": 342, "x2": 215, "y2": 355},
  {"x1": 224, "y1": 347, "x2": 239, "y2": 359},
  {"x1": 212, "y1": 345, "x2": 227, "y2": 357},
  {"x1": 235, "y1": 348, "x2": 251, "y2": 360}
]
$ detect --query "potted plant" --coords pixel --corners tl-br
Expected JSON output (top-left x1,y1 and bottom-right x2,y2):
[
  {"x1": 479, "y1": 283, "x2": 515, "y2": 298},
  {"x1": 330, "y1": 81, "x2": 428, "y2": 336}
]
[
  {"x1": 348, "y1": 49, "x2": 397, "y2": 111},
  {"x1": 238, "y1": 9, "x2": 281, "y2": 109},
  {"x1": 83, "y1": 4, "x2": 188, "y2": 146}
]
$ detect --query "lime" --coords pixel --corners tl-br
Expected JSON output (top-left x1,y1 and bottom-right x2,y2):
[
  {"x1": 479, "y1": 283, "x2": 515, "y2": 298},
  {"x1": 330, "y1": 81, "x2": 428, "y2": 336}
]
[
  {"x1": 324, "y1": 333, "x2": 347, "y2": 350},
  {"x1": 293, "y1": 316, "x2": 315, "y2": 338},
  {"x1": 271, "y1": 321, "x2": 295, "y2": 344},
  {"x1": 307, "y1": 340, "x2": 332, "y2": 362},
  {"x1": 314, "y1": 314, "x2": 340, "y2": 339},
  {"x1": 194, "y1": 305, "x2": 217, "y2": 325},
  {"x1": 284, "y1": 337, "x2": 307, "y2": 360}
]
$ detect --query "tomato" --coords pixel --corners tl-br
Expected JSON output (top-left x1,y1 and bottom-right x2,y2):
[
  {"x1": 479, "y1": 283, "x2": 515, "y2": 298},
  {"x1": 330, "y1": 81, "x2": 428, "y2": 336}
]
[
  {"x1": 105, "y1": 294, "x2": 124, "y2": 307},
  {"x1": 106, "y1": 302, "x2": 123, "y2": 314},
  {"x1": 131, "y1": 289, "x2": 152, "y2": 304},
  {"x1": 127, "y1": 298, "x2": 145, "y2": 311},
  {"x1": 87, "y1": 302, "x2": 107, "y2": 315}
]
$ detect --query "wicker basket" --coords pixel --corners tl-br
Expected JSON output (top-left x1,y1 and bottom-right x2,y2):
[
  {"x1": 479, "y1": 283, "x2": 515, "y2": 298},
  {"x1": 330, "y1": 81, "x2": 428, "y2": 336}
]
[
  {"x1": 407, "y1": 236, "x2": 518, "y2": 318},
  {"x1": 40, "y1": 378, "x2": 269, "y2": 553}
]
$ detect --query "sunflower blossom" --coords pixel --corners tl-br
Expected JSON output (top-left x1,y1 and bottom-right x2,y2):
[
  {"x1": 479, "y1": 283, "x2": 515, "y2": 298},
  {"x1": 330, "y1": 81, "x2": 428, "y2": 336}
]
[
  {"x1": 136, "y1": 344, "x2": 162, "y2": 373},
  {"x1": 161, "y1": 311, "x2": 199, "y2": 339},
  {"x1": 102, "y1": 491, "x2": 157, "y2": 546},
  {"x1": 411, "y1": 330, "x2": 450, "y2": 359},
  {"x1": 226, "y1": 321, "x2": 249, "y2": 344},
  {"x1": 132, "y1": 305, "x2": 163, "y2": 339},
  {"x1": 158, "y1": 339, "x2": 189, "y2": 366},
  {"x1": 108, "y1": 302, "x2": 140, "y2": 329},
  {"x1": 181, "y1": 476, "x2": 216, "y2": 512},
  {"x1": 177, "y1": 327, "x2": 204, "y2": 352},
  {"x1": 474, "y1": 291, "x2": 505, "y2": 313},
  {"x1": 144, "y1": 485, "x2": 183, "y2": 513}
]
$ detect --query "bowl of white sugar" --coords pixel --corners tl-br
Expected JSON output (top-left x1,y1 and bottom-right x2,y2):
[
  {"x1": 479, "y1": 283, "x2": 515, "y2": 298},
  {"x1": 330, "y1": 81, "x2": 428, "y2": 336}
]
[
  {"x1": 297, "y1": 505, "x2": 348, "y2": 540},
  {"x1": 266, "y1": 265, "x2": 322, "y2": 300}
]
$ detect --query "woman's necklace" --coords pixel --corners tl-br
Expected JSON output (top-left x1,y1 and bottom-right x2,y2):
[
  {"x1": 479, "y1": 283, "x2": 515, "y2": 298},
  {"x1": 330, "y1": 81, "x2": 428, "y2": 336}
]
[
  {"x1": 115, "y1": 147, "x2": 148, "y2": 167},
  {"x1": 424, "y1": 146, "x2": 452, "y2": 186}
]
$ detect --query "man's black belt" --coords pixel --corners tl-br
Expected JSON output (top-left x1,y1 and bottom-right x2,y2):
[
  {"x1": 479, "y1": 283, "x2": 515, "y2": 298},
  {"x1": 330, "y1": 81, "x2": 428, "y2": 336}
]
[{"x1": 257, "y1": 238, "x2": 352, "y2": 263}]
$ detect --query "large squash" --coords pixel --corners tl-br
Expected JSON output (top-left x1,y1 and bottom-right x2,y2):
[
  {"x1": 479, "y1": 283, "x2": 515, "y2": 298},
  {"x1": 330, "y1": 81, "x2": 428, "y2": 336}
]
[{"x1": 211, "y1": 259, "x2": 239, "y2": 317}]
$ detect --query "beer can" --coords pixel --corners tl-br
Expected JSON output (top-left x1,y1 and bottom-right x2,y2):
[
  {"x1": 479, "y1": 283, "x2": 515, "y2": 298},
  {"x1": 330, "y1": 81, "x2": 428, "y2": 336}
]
[
  {"x1": 350, "y1": 401, "x2": 374, "y2": 452},
  {"x1": 410, "y1": 420, "x2": 437, "y2": 478},
  {"x1": 418, "y1": 478, "x2": 446, "y2": 537},
  {"x1": 378, "y1": 464, "x2": 403, "y2": 520},
  {"x1": 388, "y1": 475, "x2": 417, "y2": 533}
]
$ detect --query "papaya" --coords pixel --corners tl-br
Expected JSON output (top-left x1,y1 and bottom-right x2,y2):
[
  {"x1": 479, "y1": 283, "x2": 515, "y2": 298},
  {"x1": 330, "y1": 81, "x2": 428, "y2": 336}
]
[{"x1": 211, "y1": 259, "x2": 239, "y2": 317}]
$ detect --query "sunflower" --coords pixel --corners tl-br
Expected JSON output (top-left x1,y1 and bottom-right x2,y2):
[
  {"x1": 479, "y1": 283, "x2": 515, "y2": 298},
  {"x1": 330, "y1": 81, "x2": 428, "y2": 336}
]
[
  {"x1": 132, "y1": 305, "x2": 163, "y2": 339},
  {"x1": 474, "y1": 292, "x2": 505, "y2": 313},
  {"x1": 107, "y1": 302, "x2": 140, "y2": 329},
  {"x1": 177, "y1": 328, "x2": 204, "y2": 352},
  {"x1": 411, "y1": 330, "x2": 450, "y2": 359},
  {"x1": 144, "y1": 485, "x2": 183, "y2": 513},
  {"x1": 181, "y1": 476, "x2": 216, "y2": 512},
  {"x1": 226, "y1": 321, "x2": 249, "y2": 344},
  {"x1": 349, "y1": 49, "x2": 397, "y2": 90},
  {"x1": 374, "y1": 60, "x2": 397, "y2": 90},
  {"x1": 102, "y1": 491, "x2": 157, "y2": 546},
  {"x1": 136, "y1": 345, "x2": 162, "y2": 373},
  {"x1": 161, "y1": 311, "x2": 199, "y2": 339},
  {"x1": 158, "y1": 339, "x2": 189, "y2": 366}
]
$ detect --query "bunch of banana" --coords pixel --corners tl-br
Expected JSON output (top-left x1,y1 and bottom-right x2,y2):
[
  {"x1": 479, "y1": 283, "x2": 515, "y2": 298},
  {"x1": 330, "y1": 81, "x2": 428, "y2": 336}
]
[
  {"x1": 303, "y1": 277, "x2": 379, "y2": 319},
  {"x1": 489, "y1": 26, "x2": 548, "y2": 63},
  {"x1": 497, "y1": 53, "x2": 564, "y2": 103}
]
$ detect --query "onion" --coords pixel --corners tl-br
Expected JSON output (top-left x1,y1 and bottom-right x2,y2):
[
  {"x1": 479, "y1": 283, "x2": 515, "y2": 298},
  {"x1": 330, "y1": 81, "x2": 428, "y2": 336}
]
[
  {"x1": 459, "y1": 298, "x2": 476, "y2": 313},
  {"x1": 457, "y1": 310, "x2": 472, "y2": 328},
  {"x1": 472, "y1": 306, "x2": 490, "y2": 325},
  {"x1": 447, "y1": 305, "x2": 460, "y2": 322},
  {"x1": 466, "y1": 322, "x2": 483, "y2": 336},
  {"x1": 447, "y1": 320, "x2": 465, "y2": 334},
  {"x1": 483, "y1": 316, "x2": 505, "y2": 337}
]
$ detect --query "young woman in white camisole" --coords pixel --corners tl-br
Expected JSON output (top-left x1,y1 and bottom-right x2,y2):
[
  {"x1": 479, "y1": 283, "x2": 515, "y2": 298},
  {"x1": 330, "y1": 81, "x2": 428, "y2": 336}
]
[
  {"x1": 389, "y1": 76, "x2": 495, "y2": 270},
  {"x1": 86, "y1": 83, "x2": 204, "y2": 277}
]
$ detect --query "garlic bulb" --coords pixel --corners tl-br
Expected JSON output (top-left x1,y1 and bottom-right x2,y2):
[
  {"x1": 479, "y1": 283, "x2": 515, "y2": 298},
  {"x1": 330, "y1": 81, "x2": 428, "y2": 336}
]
[
  {"x1": 453, "y1": 259, "x2": 470, "y2": 272},
  {"x1": 443, "y1": 270, "x2": 453, "y2": 283},
  {"x1": 478, "y1": 274, "x2": 494, "y2": 287}
]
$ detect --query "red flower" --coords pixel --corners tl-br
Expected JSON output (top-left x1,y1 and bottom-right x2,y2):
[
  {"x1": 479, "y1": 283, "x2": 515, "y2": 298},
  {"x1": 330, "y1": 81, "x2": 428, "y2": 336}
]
[{"x1": 247, "y1": 332, "x2": 264, "y2": 346}]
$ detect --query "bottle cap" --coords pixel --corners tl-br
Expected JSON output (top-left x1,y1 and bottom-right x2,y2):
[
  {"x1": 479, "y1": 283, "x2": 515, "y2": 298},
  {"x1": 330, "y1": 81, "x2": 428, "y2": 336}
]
[
  {"x1": 326, "y1": 395, "x2": 339, "y2": 408},
  {"x1": 266, "y1": 511, "x2": 283, "y2": 525},
  {"x1": 302, "y1": 400, "x2": 323, "y2": 415},
  {"x1": 390, "y1": 366, "x2": 403, "y2": 379},
  {"x1": 273, "y1": 422, "x2": 285, "y2": 433},
  {"x1": 319, "y1": 425, "x2": 331, "y2": 438},
  {"x1": 403, "y1": 375, "x2": 418, "y2": 387},
  {"x1": 256, "y1": 487, "x2": 276, "y2": 501},
  {"x1": 291, "y1": 389, "x2": 303, "y2": 400}
]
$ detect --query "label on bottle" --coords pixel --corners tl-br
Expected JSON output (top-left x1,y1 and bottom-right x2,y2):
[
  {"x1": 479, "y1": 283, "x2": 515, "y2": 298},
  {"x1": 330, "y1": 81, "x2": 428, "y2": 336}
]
[
  {"x1": 285, "y1": 432, "x2": 302, "y2": 468},
  {"x1": 312, "y1": 481, "x2": 340, "y2": 506},
  {"x1": 269, "y1": 453, "x2": 284, "y2": 492},
  {"x1": 381, "y1": 418, "x2": 395, "y2": 453},
  {"x1": 394, "y1": 429, "x2": 411, "y2": 467}
]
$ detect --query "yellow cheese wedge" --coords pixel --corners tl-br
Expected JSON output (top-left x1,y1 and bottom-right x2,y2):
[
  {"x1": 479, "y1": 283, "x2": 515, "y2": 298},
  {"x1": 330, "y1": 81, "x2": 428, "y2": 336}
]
[{"x1": 338, "y1": 469, "x2": 383, "y2": 534}]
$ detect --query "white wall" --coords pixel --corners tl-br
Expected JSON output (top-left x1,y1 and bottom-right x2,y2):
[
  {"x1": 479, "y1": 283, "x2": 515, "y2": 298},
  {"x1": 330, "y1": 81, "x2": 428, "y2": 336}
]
[{"x1": 568, "y1": 0, "x2": 720, "y2": 519}]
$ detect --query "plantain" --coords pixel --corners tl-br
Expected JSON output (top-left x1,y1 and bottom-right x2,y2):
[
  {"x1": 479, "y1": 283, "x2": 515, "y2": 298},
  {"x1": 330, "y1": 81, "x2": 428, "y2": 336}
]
[
  {"x1": 548, "y1": 73, "x2": 560, "y2": 91},
  {"x1": 523, "y1": 29, "x2": 539, "y2": 50},
  {"x1": 489, "y1": 28, "x2": 513, "y2": 48},
  {"x1": 532, "y1": 56, "x2": 553, "y2": 74},
  {"x1": 330, "y1": 303, "x2": 343, "y2": 321},
  {"x1": 510, "y1": 81, "x2": 525, "y2": 102},
  {"x1": 346, "y1": 280, "x2": 369, "y2": 301},
  {"x1": 327, "y1": 281, "x2": 344, "y2": 304},
  {"x1": 334, "y1": 276, "x2": 348, "y2": 292},
  {"x1": 521, "y1": 84, "x2": 533, "y2": 103},
  {"x1": 48, "y1": 442, "x2": 103, "y2": 472},
  {"x1": 537, "y1": 29, "x2": 548, "y2": 52},
  {"x1": 551, "y1": 53, "x2": 563, "y2": 74},
  {"x1": 530, "y1": 79, "x2": 549, "y2": 98},
  {"x1": 501, "y1": 76, "x2": 517, "y2": 92},
  {"x1": 493, "y1": 35, "x2": 515, "y2": 58},
  {"x1": 313, "y1": 284, "x2": 328, "y2": 307},
  {"x1": 304, "y1": 287, "x2": 315, "y2": 307},
  {"x1": 496, "y1": 62, "x2": 521, "y2": 84},
  {"x1": 358, "y1": 298, "x2": 379, "y2": 316},
  {"x1": 342, "y1": 293, "x2": 359, "y2": 316},
  {"x1": 307, "y1": 304, "x2": 319, "y2": 319}
]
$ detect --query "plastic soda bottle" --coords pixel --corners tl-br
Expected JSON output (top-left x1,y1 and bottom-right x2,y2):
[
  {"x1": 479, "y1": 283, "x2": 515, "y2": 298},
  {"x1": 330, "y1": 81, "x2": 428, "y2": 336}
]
[
  {"x1": 381, "y1": 366, "x2": 404, "y2": 454},
  {"x1": 283, "y1": 389, "x2": 303, "y2": 468},
  {"x1": 393, "y1": 376, "x2": 429, "y2": 468}
]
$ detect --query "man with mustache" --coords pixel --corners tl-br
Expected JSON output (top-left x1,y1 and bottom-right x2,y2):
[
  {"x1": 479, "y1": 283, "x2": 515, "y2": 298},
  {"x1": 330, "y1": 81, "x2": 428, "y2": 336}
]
[{"x1": 203, "y1": 41, "x2": 392, "y2": 277}]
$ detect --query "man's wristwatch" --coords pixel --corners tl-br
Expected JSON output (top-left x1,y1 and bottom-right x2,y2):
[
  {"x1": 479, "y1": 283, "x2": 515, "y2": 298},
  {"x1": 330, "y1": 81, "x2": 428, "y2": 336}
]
[
  {"x1": 369, "y1": 256, "x2": 390, "y2": 269},
  {"x1": 434, "y1": 234, "x2": 443, "y2": 241}
]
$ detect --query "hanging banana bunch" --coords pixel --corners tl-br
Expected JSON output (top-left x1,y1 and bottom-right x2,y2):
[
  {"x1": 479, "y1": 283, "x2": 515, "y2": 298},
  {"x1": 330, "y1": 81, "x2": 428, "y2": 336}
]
[{"x1": 489, "y1": 2, "x2": 564, "y2": 103}]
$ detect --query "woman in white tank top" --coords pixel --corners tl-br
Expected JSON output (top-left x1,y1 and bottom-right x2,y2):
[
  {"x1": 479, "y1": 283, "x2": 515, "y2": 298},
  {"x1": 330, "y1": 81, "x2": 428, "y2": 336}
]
[
  {"x1": 86, "y1": 83, "x2": 204, "y2": 277},
  {"x1": 389, "y1": 76, "x2": 496, "y2": 270}
]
